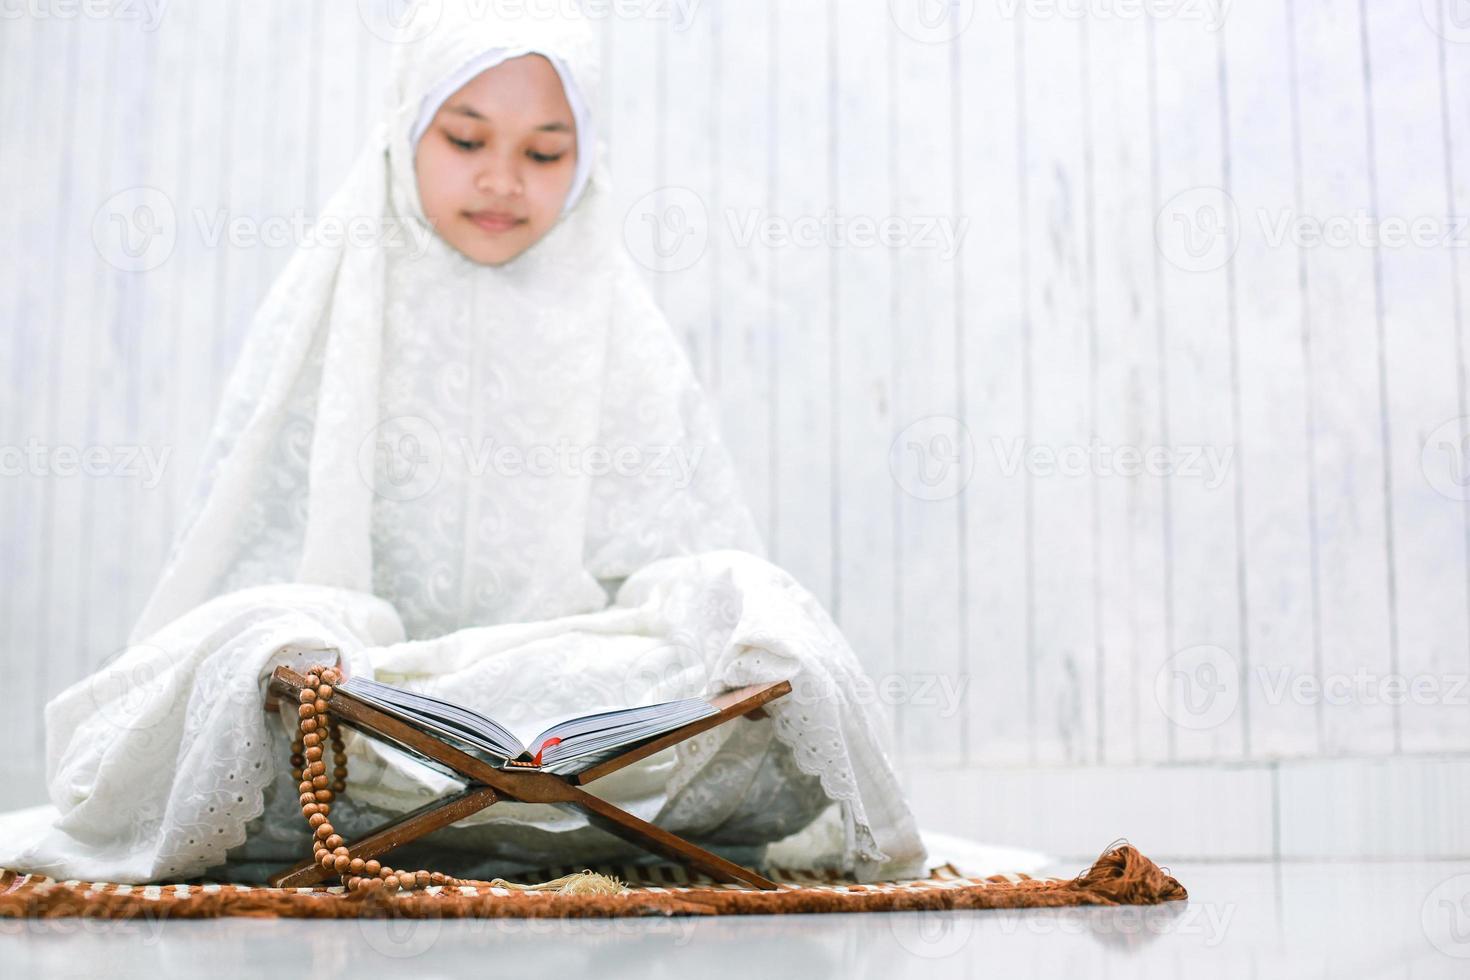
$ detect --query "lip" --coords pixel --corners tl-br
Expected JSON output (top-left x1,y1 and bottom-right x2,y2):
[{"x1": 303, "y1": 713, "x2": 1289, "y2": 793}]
[{"x1": 465, "y1": 210, "x2": 525, "y2": 234}]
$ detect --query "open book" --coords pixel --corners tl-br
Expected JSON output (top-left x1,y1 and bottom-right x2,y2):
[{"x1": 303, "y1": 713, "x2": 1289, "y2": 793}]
[{"x1": 338, "y1": 676, "x2": 719, "y2": 777}]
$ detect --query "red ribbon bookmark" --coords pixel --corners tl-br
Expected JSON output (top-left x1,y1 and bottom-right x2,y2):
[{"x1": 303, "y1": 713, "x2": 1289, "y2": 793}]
[{"x1": 532, "y1": 737, "x2": 562, "y2": 767}]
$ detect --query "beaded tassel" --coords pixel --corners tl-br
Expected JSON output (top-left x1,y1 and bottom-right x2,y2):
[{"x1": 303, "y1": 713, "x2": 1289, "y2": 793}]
[{"x1": 294, "y1": 665, "x2": 462, "y2": 894}]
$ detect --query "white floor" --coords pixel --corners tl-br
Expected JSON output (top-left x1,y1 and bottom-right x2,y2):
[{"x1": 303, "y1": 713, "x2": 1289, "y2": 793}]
[{"x1": 3, "y1": 859, "x2": 1466, "y2": 977}]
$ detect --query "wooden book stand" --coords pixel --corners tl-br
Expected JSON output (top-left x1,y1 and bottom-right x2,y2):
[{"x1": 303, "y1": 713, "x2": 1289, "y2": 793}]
[{"x1": 262, "y1": 666, "x2": 793, "y2": 890}]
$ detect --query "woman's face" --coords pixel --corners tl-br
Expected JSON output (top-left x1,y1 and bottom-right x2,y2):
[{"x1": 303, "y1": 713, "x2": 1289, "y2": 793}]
[{"x1": 414, "y1": 53, "x2": 578, "y2": 266}]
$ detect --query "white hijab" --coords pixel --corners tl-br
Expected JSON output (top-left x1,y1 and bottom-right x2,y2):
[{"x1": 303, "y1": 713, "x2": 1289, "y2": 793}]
[{"x1": 130, "y1": 0, "x2": 762, "y2": 643}]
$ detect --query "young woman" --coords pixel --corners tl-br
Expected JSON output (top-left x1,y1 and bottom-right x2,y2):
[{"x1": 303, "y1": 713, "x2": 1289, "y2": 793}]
[{"x1": 0, "y1": 0, "x2": 926, "y2": 886}]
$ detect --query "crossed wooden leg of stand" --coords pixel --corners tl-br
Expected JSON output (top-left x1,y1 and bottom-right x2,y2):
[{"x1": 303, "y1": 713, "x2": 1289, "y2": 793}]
[{"x1": 263, "y1": 666, "x2": 792, "y2": 890}]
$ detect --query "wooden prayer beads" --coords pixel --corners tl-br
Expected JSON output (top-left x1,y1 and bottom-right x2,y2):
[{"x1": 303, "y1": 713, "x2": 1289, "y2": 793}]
[{"x1": 293, "y1": 664, "x2": 463, "y2": 895}]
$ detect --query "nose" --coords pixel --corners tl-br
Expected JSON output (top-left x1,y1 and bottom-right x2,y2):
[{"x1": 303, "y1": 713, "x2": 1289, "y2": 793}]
[{"x1": 474, "y1": 155, "x2": 523, "y2": 198}]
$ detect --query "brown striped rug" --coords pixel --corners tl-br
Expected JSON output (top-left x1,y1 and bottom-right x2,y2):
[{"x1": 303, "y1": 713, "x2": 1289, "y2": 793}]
[{"x1": 0, "y1": 841, "x2": 1186, "y2": 919}]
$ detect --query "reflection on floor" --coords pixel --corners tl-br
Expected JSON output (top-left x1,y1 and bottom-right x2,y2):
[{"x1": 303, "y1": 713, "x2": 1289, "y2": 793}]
[{"x1": 2, "y1": 860, "x2": 1466, "y2": 978}]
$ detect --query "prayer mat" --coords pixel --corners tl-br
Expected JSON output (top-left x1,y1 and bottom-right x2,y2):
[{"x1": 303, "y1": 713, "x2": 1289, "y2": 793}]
[{"x1": 0, "y1": 840, "x2": 1185, "y2": 920}]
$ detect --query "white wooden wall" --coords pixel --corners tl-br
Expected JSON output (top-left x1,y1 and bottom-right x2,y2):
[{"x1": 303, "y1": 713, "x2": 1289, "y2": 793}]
[{"x1": 4, "y1": 0, "x2": 1470, "y2": 818}]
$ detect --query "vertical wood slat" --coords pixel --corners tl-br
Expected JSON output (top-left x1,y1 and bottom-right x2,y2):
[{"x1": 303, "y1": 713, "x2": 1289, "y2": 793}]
[
  {"x1": 1361, "y1": 0, "x2": 1470, "y2": 753},
  {"x1": 1150, "y1": 11, "x2": 1245, "y2": 762},
  {"x1": 832, "y1": 0, "x2": 899, "y2": 755},
  {"x1": 35, "y1": 17, "x2": 102, "y2": 753},
  {"x1": 1220, "y1": 0, "x2": 1319, "y2": 759},
  {"x1": 890, "y1": 11, "x2": 965, "y2": 765},
  {"x1": 128, "y1": 2, "x2": 197, "y2": 634},
  {"x1": 768, "y1": 0, "x2": 835, "y2": 612},
  {"x1": 1289, "y1": 0, "x2": 1396, "y2": 755},
  {"x1": 957, "y1": 2, "x2": 1028, "y2": 766},
  {"x1": 0, "y1": 11, "x2": 49, "y2": 772},
  {"x1": 659, "y1": 4, "x2": 717, "y2": 388},
  {"x1": 1441, "y1": 0, "x2": 1470, "y2": 751},
  {"x1": 81, "y1": 16, "x2": 156, "y2": 683},
  {"x1": 1018, "y1": 10, "x2": 1097, "y2": 765},
  {"x1": 1085, "y1": 12, "x2": 1167, "y2": 766},
  {"x1": 711, "y1": 0, "x2": 775, "y2": 547}
]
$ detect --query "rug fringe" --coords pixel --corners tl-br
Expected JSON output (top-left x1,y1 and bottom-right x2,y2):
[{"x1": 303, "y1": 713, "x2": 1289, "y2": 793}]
[
  {"x1": 1060, "y1": 838, "x2": 1189, "y2": 905},
  {"x1": 486, "y1": 869, "x2": 628, "y2": 896},
  {"x1": 0, "y1": 842, "x2": 1187, "y2": 919}
]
